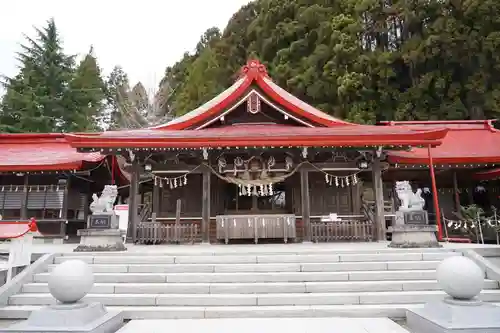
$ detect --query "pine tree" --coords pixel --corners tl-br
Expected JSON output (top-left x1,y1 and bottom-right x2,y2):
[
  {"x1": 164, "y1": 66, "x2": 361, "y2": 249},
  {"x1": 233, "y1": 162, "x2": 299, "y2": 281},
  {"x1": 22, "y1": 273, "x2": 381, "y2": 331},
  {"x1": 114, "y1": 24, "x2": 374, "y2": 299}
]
[
  {"x1": 104, "y1": 66, "x2": 130, "y2": 129},
  {"x1": 67, "y1": 47, "x2": 106, "y2": 131},
  {"x1": 0, "y1": 18, "x2": 76, "y2": 132}
]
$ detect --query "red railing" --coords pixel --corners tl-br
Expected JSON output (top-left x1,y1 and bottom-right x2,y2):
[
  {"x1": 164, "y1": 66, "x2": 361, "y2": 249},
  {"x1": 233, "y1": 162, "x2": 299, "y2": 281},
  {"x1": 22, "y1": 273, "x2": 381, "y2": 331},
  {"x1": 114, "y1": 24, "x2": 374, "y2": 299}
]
[{"x1": 0, "y1": 218, "x2": 38, "y2": 239}]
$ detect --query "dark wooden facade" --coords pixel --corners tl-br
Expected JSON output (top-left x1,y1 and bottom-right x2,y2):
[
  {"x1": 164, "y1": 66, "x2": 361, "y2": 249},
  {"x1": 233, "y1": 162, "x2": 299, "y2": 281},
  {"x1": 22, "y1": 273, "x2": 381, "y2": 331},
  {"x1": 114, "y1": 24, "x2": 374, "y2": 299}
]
[
  {"x1": 0, "y1": 161, "x2": 119, "y2": 241},
  {"x1": 126, "y1": 146, "x2": 384, "y2": 244}
]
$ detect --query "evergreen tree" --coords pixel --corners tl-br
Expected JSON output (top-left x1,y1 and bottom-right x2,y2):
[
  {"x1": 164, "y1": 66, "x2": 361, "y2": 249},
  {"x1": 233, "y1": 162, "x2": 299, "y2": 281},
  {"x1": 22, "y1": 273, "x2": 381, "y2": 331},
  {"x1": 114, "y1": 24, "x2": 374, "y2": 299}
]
[
  {"x1": 68, "y1": 47, "x2": 106, "y2": 131},
  {"x1": 0, "y1": 19, "x2": 77, "y2": 132},
  {"x1": 104, "y1": 66, "x2": 130, "y2": 129},
  {"x1": 161, "y1": 0, "x2": 500, "y2": 122}
]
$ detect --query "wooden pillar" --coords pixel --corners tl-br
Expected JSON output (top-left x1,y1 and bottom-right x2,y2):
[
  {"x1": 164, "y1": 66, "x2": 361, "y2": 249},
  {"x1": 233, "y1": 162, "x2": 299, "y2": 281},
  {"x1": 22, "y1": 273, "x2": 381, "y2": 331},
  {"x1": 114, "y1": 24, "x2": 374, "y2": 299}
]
[
  {"x1": 452, "y1": 171, "x2": 461, "y2": 212},
  {"x1": 60, "y1": 178, "x2": 70, "y2": 239},
  {"x1": 127, "y1": 159, "x2": 140, "y2": 243},
  {"x1": 372, "y1": 157, "x2": 386, "y2": 241},
  {"x1": 20, "y1": 174, "x2": 29, "y2": 220},
  {"x1": 152, "y1": 181, "x2": 160, "y2": 217},
  {"x1": 83, "y1": 182, "x2": 91, "y2": 225},
  {"x1": 300, "y1": 168, "x2": 312, "y2": 243},
  {"x1": 201, "y1": 170, "x2": 211, "y2": 244},
  {"x1": 428, "y1": 145, "x2": 443, "y2": 240}
]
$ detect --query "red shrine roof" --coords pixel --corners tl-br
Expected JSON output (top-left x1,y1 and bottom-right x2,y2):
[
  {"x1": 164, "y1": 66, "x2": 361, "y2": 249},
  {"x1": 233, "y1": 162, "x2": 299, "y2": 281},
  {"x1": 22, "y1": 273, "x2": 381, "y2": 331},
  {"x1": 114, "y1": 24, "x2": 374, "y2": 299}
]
[
  {"x1": 0, "y1": 133, "x2": 104, "y2": 172},
  {"x1": 65, "y1": 60, "x2": 448, "y2": 149},
  {"x1": 151, "y1": 60, "x2": 354, "y2": 130},
  {"x1": 383, "y1": 120, "x2": 500, "y2": 164},
  {"x1": 474, "y1": 168, "x2": 500, "y2": 181},
  {"x1": 66, "y1": 123, "x2": 447, "y2": 148}
]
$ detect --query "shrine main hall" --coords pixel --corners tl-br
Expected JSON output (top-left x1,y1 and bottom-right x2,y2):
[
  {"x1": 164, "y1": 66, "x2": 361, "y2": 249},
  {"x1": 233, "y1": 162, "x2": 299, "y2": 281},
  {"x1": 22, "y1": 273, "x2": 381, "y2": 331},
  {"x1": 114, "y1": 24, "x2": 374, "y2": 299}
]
[{"x1": 1, "y1": 60, "x2": 500, "y2": 245}]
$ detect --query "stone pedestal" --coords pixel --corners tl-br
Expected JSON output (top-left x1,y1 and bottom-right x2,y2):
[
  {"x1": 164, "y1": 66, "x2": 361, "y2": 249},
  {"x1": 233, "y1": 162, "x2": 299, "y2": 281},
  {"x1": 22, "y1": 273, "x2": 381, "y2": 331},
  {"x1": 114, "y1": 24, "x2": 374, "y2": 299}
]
[
  {"x1": 75, "y1": 229, "x2": 126, "y2": 252},
  {"x1": 1, "y1": 302, "x2": 123, "y2": 333},
  {"x1": 0, "y1": 260, "x2": 124, "y2": 333},
  {"x1": 389, "y1": 224, "x2": 441, "y2": 248},
  {"x1": 407, "y1": 256, "x2": 500, "y2": 333},
  {"x1": 75, "y1": 212, "x2": 126, "y2": 252},
  {"x1": 407, "y1": 299, "x2": 500, "y2": 333},
  {"x1": 389, "y1": 210, "x2": 441, "y2": 248}
]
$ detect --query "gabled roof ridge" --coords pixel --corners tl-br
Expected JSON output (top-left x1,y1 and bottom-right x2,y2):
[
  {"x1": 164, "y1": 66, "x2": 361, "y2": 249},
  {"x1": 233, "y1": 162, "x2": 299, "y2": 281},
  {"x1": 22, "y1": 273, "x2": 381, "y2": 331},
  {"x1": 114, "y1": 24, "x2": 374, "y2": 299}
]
[{"x1": 150, "y1": 59, "x2": 353, "y2": 130}]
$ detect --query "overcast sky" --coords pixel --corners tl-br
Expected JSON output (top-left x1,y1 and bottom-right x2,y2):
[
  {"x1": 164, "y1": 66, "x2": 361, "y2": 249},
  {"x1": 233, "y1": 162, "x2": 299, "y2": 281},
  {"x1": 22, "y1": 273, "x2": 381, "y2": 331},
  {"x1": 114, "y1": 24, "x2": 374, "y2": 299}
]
[{"x1": 0, "y1": 0, "x2": 251, "y2": 92}]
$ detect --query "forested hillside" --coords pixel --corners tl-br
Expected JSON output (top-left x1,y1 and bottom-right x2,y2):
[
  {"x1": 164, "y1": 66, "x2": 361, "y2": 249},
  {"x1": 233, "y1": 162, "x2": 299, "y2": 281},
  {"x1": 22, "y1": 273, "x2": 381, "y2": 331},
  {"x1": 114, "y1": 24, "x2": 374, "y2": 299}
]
[{"x1": 163, "y1": 0, "x2": 500, "y2": 123}]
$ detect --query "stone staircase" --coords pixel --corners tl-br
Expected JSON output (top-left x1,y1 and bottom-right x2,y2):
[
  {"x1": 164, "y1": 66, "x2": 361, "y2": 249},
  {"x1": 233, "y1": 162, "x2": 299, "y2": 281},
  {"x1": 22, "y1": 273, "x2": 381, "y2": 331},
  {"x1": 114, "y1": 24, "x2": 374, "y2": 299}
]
[{"x1": 1, "y1": 248, "x2": 500, "y2": 320}]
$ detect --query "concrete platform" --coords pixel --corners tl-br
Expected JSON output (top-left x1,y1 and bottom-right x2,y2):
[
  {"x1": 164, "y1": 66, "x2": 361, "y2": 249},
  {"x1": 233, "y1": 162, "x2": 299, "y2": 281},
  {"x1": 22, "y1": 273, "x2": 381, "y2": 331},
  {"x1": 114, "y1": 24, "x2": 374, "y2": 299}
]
[{"x1": 116, "y1": 318, "x2": 410, "y2": 333}]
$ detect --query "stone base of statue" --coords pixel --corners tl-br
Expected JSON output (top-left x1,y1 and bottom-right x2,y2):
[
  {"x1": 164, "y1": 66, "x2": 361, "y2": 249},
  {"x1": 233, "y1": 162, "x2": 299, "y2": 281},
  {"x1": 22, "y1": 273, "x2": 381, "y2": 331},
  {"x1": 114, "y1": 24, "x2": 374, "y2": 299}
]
[
  {"x1": 75, "y1": 213, "x2": 126, "y2": 252},
  {"x1": 407, "y1": 256, "x2": 500, "y2": 333},
  {"x1": 389, "y1": 224, "x2": 441, "y2": 248},
  {"x1": 75, "y1": 228, "x2": 126, "y2": 252},
  {"x1": 407, "y1": 298, "x2": 500, "y2": 333},
  {"x1": 389, "y1": 211, "x2": 441, "y2": 248},
  {"x1": 0, "y1": 302, "x2": 123, "y2": 333}
]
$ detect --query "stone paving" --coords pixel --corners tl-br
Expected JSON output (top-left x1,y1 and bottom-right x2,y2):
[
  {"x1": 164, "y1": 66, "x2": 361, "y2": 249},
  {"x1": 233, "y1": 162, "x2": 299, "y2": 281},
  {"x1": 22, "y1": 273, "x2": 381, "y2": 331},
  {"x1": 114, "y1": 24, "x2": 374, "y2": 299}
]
[{"x1": 116, "y1": 318, "x2": 410, "y2": 333}]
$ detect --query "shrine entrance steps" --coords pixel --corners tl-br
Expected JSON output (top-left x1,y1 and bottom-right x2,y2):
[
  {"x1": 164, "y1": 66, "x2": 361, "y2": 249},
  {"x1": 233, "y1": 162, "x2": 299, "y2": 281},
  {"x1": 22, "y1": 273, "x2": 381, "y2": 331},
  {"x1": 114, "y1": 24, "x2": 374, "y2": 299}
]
[{"x1": 1, "y1": 248, "x2": 500, "y2": 320}]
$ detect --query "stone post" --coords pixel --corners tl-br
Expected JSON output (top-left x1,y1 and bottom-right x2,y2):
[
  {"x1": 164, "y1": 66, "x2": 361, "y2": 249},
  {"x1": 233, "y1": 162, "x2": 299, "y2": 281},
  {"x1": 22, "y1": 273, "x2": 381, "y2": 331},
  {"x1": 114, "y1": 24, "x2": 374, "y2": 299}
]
[
  {"x1": 407, "y1": 256, "x2": 500, "y2": 333},
  {"x1": 0, "y1": 260, "x2": 123, "y2": 332}
]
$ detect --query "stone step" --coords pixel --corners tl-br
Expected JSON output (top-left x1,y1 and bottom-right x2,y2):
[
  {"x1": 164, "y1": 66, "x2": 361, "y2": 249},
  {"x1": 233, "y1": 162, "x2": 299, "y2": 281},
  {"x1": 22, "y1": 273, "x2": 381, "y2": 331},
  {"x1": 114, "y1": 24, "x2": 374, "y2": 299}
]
[
  {"x1": 3, "y1": 303, "x2": 500, "y2": 320},
  {"x1": 58, "y1": 248, "x2": 461, "y2": 257},
  {"x1": 0, "y1": 304, "x2": 419, "y2": 320},
  {"x1": 21, "y1": 279, "x2": 500, "y2": 294},
  {"x1": 46, "y1": 261, "x2": 442, "y2": 273},
  {"x1": 52, "y1": 252, "x2": 460, "y2": 265},
  {"x1": 32, "y1": 270, "x2": 439, "y2": 283},
  {"x1": 9, "y1": 290, "x2": 500, "y2": 306}
]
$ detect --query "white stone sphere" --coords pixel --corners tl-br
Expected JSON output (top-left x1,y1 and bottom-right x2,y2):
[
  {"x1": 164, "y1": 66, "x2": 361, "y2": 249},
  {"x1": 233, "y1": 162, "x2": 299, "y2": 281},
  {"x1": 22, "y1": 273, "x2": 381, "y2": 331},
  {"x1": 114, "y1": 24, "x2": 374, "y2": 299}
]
[
  {"x1": 48, "y1": 260, "x2": 94, "y2": 304},
  {"x1": 436, "y1": 256, "x2": 484, "y2": 300}
]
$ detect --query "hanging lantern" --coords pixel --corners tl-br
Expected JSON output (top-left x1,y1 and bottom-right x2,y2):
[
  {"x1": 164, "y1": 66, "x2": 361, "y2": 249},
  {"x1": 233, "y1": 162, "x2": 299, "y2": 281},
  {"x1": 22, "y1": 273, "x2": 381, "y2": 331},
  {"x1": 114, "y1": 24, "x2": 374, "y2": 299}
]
[
  {"x1": 335, "y1": 177, "x2": 339, "y2": 187},
  {"x1": 183, "y1": 175, "x2": 187, "y2": 185},
  {"x1": 353, "y1": 174, "x2": 358, "y2": 184},
  {"x1": 325, "y1": 174, "x2": 329, "y2": 184},
  {"x1": 246, "y1": 184, "x2": 252, "y2": 196},
  {"x1": 346, "y1": 176, "x2": 350, "y2": 186}
]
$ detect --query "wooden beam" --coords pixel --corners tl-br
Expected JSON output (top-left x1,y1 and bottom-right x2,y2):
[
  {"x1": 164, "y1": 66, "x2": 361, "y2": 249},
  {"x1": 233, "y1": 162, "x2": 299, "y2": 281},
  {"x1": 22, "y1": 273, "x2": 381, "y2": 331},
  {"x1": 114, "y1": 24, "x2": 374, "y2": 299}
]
[
  {"x1": 152, "y1": 162, "x2": 362, "y2": 174},
  {"x1": 300, "y1": 169, "x2": 312, "y2": 243},
  {"x1": 127, "y1": 159, "x2": 140, "y2": 243},
  {"x1": 201, "y1": 169, "x2": 211, "y2": 244},
  {"x1": 372, "y1": 157, "x2": 386, "y2": 241}
]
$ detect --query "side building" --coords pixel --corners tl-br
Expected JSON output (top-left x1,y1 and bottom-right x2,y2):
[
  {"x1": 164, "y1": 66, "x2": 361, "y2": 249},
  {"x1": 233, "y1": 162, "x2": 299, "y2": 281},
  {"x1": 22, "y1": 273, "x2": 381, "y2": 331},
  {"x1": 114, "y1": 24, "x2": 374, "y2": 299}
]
[{"x1": 0, "y1": 133, "x2": 125, "y2": 242}]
